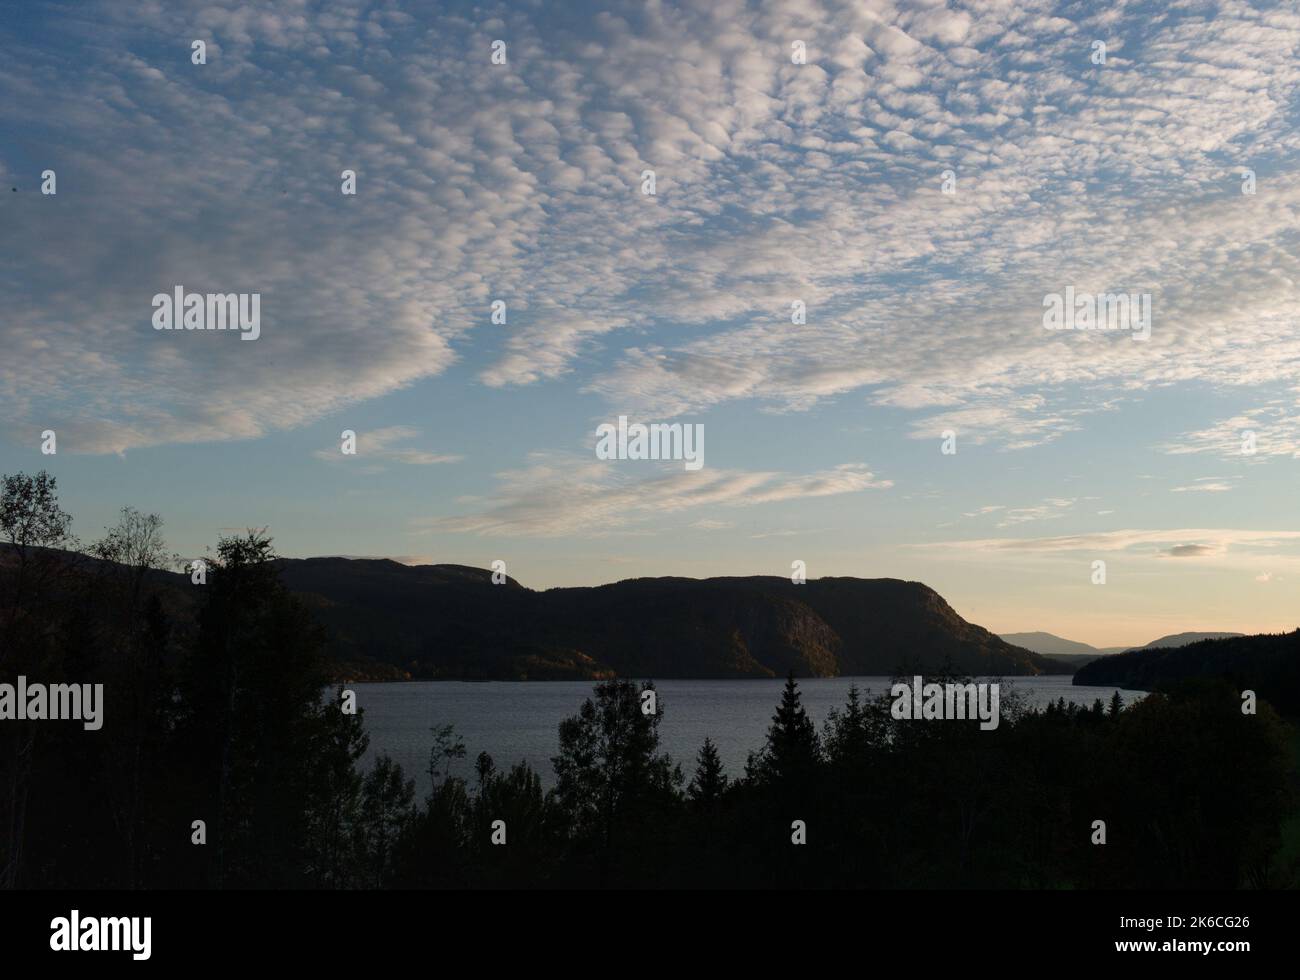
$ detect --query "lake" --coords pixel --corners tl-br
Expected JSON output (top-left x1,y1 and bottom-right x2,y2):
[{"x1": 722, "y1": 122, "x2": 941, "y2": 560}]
[{"x1": 350, "y1": 676, "x2": 1147, "y2": 793}]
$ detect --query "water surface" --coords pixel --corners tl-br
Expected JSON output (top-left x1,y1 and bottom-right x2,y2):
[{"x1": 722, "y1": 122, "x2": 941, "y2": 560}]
[{"x1": 352, "y1": 676, "x2": 1146, "y2": 793}]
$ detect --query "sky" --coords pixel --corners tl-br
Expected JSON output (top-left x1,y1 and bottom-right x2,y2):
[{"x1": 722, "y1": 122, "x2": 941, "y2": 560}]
[{"x1": 2, "y1": 0, "x2": 1299, "y2": 648}]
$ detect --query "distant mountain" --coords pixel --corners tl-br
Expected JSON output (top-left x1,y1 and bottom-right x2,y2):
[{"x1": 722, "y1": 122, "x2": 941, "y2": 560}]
[
  {"x1": 998, "y1": 631, "x2": 1122, "y2": 669},
  {"x1": 1140, "y1": 631, "x2": 1244, "y2": 649},
  {"x1": 1035, "y1": 653, "x2": 1107, "y2": 670},
  {"x1": 1000, "y1": 629, "x2": 1248, "y2": 668},
  {"x1": 1000, "y1": 631, "x2": 1105, "y2": 658},
  {"x1": 1073, "y1": 630, "x2": 1300, "y2": 715},
  {"x1": 274, "y1": 558, "x2": 1071, "y2": 680}
]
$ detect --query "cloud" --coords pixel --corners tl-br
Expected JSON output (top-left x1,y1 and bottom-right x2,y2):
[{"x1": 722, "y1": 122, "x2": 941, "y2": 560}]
[
  {"x1": 1159, "y1": 544, "x2": 1221, "y2": 558},
  {"x1": 416, "y1": 453, "x2": 889, "y2": 537},
  {"x1": 1161, "y1": 404, "x2": 1300, "y2": 460},
  {"x1": 924, "y1": 528, "x2": 1300, "y2": 556},
  {"x1": 918, "y1": 528, "x2": 1300, "y2": 576},
  {"x1": 993, "y1": 497, "x2": 1076, "y2": 527},
  {"x1": 314, "y1": 426, "x2": 461, "y2": 467},
  {"x1": 6, "y1": 0, "x2": 1300, "y2": 456},
  {"x1": 1170, "y1": 478, "x2": 1236, "y2": 493}
]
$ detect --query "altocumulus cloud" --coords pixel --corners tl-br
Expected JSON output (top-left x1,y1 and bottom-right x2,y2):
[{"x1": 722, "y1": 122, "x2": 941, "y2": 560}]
[{"x1": 3, "y1": 0, "x2": 1300, "y2": 455}]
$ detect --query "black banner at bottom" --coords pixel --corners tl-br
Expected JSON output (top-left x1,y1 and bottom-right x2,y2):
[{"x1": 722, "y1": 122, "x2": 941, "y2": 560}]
[{"x1": 1, "y1": 888, "x2": 1288, "y2": 967}]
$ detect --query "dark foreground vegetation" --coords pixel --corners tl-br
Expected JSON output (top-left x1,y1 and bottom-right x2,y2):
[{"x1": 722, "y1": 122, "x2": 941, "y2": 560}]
[{"x1": 1, "y1": 471, "x2": 1297, "y2": 889}]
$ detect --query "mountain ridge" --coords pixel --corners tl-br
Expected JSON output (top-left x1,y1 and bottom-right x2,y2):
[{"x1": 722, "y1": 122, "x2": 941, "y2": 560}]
[
  {"x1": 0, "y1": 546, "x2": 1072, "y2": 680},
  {"x1": 272, "y1": 559, "x2": 1070, "y2": 679},
  {"x1": 1073, "y1": 630, "x2": 1300, "y2": 715},
  {"x1": 1001, "y1": 629, "x2": 1248, "y2": 665}
]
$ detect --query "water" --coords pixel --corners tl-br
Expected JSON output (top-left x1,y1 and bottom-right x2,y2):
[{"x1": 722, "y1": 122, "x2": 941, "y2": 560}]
[{"x1": 351, "y1": 676, "x2": 1146, "y2": 794}]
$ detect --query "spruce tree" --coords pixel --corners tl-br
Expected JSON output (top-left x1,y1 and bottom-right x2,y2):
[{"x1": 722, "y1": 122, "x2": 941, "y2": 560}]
[
  {"x1": 1108, "y1": 690, "x2": 1125, "y2": 718},
  {"x1": 759, "y1": 670, "x2": 820, "y2": 784},
  {"x1": 688, "y1": 737, "x2": 728, "y2": 806}
]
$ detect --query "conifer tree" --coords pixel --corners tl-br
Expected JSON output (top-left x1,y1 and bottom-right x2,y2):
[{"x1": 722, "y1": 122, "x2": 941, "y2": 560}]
[
  {"x1": 688, "y1": 737, "x2": 728, "y2": 806},
  {"x1": 757, "y1": 670, "x2": 820, "y2": 784},
  {"x1": 1108, "y1": 690, "x2": 1125, "y2": 718}
]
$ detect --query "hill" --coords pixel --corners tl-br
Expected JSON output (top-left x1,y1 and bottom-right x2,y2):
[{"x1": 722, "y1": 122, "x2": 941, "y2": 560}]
[
  {"x1": 1073, "y1": 630, "x2": 1300, "y2": 715},
  {"x1": 1001, "y1": 629, "x2": 1248, "y2": 669},
  {"x1": 1000, "y1": 631, "x2": 1108, "y2": 658},
  {"x1": 274, "y1": 560, "x2": 1070, "y2": 679},
  {"x1": 0, "y1": 546, "x2": 1072, "y2": 681},
  {"x1": 1140, "y1": 631, "x2": 1244, "y2": 649}
]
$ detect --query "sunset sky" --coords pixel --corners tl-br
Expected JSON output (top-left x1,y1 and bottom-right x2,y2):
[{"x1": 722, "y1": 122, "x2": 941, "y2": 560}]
[{"x1": 3, "y1": 0, "x2": 1299, "y2": 647}]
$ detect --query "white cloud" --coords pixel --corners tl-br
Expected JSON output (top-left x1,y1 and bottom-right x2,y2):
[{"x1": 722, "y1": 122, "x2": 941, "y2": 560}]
[
  {"x1": 314, "y1": 426, "x2": 461, "y2": 467},
  {"x1": 5, "y1": 0, "x2": 1300, "y2": 456},
  {"x1": 416, "y1": 454, "x2": 889, "y2": 537},
  {"x1": 1170, "y1": 478, "x2": 1236, "y2": 493},
  {"x1": 918, "y1": 528, "x2": 1300, "y2": 575}
]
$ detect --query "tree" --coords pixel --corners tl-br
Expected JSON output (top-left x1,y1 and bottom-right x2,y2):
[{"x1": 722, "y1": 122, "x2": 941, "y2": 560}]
[
  {"x1": 427, "y1": 723, "x2": 466, "y2": 788},
  {"x1": 1108, "y1": 690, "x2": 1125, "y2": 719},
  {"x1": 755, "y1": 671, "x2": 820, "y2": 785},
  {"x1": 822, "y1": 684, "x2": 886, "y2": 770},
  {"x1": 176, "y1": 530, "x2": 338, "y2": 888},
  {"x1": 474, "y1": 751, "x2": 496, "y2": 789},
  {"x1": 551, "y1": 679, "x2": 683, "y2": 885},
  {"x1": 77, "y1": 507, "x2": 179, "y2": 887},
  {"x1": 0, "y1": 470, "x2": 77, "y2": 648},
  {"x1": 0, "y1": 470, "x2": 74, "y2": 558},
  {"x1": 356, "y1": 756, "x2": 416, "y2": 889},
  {"x1": 90, "y1": 507, "x2": 173, "y2": 626},
  {"x1": 471, "y1": 760, "x2": 556, "y2": 886},
  {"x1": 687, "y1": 737, "x2": 728, "y2": 808},
  {"x1": 303, "y1": 688, "x2": 370, "y2": 888},
  {"x1": 0, "y1": 471, "x2": 77, "y2": 890}
]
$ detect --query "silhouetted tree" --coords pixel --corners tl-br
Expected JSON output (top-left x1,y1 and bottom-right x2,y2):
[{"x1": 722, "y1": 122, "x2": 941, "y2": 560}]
[
  {"x1": 688, "y1": 737, "x2": 728, "y2": 808},
  {"x1": 176, "y1": 531, "x2": 337, "y2": 887},
  {"x1": 471, "y1": 760, "x2": 556, "y2": 886},
  {"x1": 552, "y1": 679, "x2": 683, "y2": 885},
  {"x1": 303, "y1": 687, "x2": 370, "y2": 888},
  {"x1": 475, "y1": 750, "x2": 496, "y2": 789},
  {"x1": 356, "y1": 755, "x2": 415, "y2": 888},
  {"x1": 428, "y1": 723, "x2": 466, "y2": 787},
  {"x1": 754, "y1": 671, "x2": 820, "y2": 785},
  {"x1": 0, "y1": 471, "x2": 77, "y2": 890}
]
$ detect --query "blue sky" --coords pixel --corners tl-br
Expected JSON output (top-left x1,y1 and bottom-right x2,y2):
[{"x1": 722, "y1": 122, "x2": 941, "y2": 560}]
[{"x1": 3, "y1": 0, "x2": 1299, "y2": 646}]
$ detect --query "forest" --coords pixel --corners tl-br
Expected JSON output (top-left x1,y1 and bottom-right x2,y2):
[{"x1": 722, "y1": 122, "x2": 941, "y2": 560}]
[{"x1": 1, "y1": 470, "x2": 1296, "y2": 890}]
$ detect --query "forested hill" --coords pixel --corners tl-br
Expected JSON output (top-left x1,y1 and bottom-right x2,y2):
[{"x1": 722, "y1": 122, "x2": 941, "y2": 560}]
[
  {"x1": 274, "y1": 559, "x2": 1067, "y2": 679},
  {"x1": 0, "y1": 546, "x2": 1068, "y2": 680},
  {"x1": 1073, "y1": 630, "x2": 1300, "y2": 715}
]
